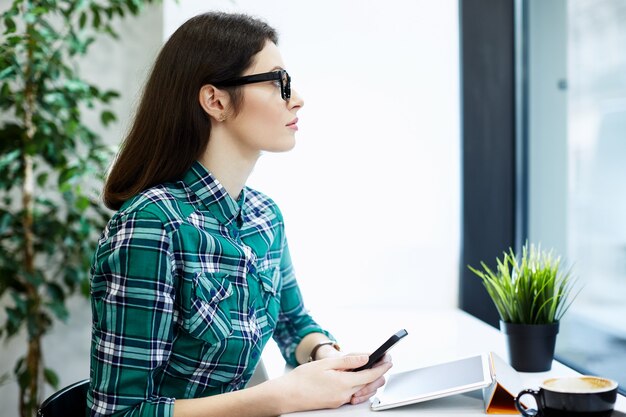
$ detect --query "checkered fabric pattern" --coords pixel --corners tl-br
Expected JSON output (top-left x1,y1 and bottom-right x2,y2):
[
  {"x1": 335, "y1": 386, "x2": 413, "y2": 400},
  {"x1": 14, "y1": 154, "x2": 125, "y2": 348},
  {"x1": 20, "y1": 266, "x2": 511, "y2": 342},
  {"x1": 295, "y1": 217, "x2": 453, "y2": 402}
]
[{"x1": 87, "y1": 161, "x2": 332, "y2": 417}]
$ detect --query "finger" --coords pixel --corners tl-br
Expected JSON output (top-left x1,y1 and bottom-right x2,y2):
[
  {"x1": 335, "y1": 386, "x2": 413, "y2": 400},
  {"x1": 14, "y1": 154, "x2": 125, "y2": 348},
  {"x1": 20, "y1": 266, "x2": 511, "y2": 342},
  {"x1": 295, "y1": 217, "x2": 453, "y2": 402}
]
[
  {"x1": 321, "y1": 354, "x2": 369, "y2": 371},
  {"x1": 371, "y1": 353, "x2": 393, "y2": 368},
  {"x1": 345, "y1": 352, "x2": 392, "y2": 367},
  {"x1": 353, "y1": 377, "x2": 386, "y2": 398},
  {"x1": 350, "y1": 360, "x2": 392, "y2": 386},
  {"x1": 351, "y1": 379, "x2": 386, "y2": 405},
  {"x1": 353, "y1": 376, "x2": 386, "y2": 398},
  {"x1": 351, "y1": 394, "x2": 373, "y2": 405}
]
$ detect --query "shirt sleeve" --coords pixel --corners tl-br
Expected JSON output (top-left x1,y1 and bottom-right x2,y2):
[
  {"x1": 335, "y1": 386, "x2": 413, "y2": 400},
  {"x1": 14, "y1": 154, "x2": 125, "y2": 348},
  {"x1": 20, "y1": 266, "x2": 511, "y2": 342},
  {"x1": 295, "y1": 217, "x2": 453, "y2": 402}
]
[
  {"x1": 272, "y1": 238, "x2": 335, "y2": 367},
  {"x1": 87, "y1": 211, "x2": 176, "y2": 417}
]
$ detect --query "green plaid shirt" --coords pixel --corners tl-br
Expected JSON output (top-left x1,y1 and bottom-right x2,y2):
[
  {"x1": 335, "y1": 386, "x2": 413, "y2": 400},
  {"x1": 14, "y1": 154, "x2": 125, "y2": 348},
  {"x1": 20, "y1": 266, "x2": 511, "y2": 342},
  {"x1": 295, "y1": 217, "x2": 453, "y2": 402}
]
[{"x1": 87, "y1": 161, "x2": 331, "y2": 417}]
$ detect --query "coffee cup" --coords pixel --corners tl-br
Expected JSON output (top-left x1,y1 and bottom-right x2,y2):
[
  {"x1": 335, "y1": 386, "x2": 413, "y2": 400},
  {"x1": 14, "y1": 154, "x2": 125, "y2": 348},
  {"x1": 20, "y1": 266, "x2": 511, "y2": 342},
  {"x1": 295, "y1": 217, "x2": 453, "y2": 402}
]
[{"x1": 515, "y1": 376, "x2": 618, "y2": 417}]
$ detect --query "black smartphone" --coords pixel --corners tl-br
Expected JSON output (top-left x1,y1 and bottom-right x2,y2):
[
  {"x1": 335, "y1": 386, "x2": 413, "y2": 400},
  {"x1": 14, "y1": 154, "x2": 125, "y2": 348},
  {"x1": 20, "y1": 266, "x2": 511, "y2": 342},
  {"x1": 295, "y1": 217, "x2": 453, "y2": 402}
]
[{"x1": 351, "y1": 329, "x2": 408, "y2": 372}]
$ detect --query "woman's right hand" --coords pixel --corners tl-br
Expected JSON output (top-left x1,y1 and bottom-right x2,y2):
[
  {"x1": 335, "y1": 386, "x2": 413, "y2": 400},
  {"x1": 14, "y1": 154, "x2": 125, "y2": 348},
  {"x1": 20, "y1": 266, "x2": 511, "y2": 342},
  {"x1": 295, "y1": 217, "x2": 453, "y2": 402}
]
[{"x1": 269, "y1": 354, "x2": 393, "y2": 414}]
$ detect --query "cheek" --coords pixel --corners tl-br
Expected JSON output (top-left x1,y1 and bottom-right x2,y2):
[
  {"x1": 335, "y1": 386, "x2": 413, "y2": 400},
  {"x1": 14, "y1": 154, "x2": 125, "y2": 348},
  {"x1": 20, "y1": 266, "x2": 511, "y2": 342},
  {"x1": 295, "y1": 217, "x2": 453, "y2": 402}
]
[
  {"x1": 232, "y1": 89, "x2": 294, "y2": 152},
  {"x1": 239, "y1": 95, "x2": 284, "y2": 134},
  {"x1": 250, "y1": 98, "x2": 283, "y2": 126}
]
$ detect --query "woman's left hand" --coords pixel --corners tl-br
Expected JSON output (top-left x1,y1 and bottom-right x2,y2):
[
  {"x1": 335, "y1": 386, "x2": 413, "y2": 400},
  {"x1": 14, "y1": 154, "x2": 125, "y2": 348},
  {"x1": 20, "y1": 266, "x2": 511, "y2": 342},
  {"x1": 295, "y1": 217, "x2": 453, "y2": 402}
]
[{"x1": 315, "y1": 349, "x2": 392, "y2": 405}]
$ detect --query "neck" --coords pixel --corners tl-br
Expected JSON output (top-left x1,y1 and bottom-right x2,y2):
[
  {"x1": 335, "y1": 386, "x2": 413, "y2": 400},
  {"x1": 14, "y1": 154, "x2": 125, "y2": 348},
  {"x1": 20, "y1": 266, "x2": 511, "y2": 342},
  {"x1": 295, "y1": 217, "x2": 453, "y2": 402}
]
[{"x1": 199, "y1": 130, "x2": 259, "y2": 200}]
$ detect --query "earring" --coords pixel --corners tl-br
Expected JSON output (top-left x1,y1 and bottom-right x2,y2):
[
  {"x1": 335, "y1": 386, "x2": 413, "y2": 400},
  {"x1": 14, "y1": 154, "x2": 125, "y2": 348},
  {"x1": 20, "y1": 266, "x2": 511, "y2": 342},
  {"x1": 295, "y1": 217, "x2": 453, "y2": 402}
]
[{"x1": 218, "y1": 114, "x2": 226, "y2": 122}]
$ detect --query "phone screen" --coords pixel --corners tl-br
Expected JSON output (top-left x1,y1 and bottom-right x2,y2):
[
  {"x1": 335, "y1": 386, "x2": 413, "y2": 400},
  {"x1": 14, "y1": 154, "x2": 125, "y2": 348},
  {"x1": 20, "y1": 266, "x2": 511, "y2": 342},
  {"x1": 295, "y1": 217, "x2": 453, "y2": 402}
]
[{"x1": 352, "y1": 329, "x2": 408, "y2": 372}]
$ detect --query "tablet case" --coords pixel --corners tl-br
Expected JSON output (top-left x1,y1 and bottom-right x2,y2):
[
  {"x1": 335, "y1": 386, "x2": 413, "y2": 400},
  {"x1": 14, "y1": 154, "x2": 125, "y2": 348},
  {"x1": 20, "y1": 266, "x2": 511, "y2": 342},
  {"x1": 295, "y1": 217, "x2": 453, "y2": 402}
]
[{"x1": 483, "y1": 352, "x2": 523, "y2": 414}]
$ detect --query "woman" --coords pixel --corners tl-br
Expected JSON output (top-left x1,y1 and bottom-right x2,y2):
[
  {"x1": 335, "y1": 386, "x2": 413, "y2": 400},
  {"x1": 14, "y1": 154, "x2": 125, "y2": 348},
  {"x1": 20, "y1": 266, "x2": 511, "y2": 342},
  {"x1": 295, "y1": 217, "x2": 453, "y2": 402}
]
[{"x1": 87, "y1": 11, "x2": 392, "y2": 417}]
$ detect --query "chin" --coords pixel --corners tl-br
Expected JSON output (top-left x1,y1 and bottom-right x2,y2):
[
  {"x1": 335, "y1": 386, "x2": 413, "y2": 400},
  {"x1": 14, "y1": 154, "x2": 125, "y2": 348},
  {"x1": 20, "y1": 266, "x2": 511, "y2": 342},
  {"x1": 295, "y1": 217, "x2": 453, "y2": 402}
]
[{"x1": 268, "y1": 136, "x2": 296, "y2": 153}]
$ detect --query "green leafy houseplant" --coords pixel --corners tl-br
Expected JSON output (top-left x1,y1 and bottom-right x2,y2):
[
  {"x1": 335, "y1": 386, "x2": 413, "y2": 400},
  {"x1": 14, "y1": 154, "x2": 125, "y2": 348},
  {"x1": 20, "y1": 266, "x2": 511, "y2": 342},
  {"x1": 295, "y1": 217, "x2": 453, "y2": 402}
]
[
  {"x1": 0, "y1": 1, "x2": 155, "y2": 416},
  {"x1": 469, "y1": 243, "x2": 580, "y2": 372},
  {"x1": 468, "y1": 243, "x2": 578, "y2": 325}
]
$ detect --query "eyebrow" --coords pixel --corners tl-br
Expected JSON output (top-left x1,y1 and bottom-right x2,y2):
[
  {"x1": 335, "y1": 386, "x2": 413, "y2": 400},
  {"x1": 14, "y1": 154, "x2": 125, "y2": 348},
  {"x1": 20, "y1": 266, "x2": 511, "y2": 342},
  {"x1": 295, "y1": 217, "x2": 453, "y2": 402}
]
[{"x1": 270, "y1": 66, "x2": 285, "y2": 71}]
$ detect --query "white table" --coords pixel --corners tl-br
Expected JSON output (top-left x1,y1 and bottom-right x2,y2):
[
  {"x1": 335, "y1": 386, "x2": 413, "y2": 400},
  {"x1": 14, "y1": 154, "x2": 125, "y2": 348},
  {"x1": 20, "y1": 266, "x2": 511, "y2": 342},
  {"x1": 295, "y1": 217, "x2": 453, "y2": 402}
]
[{"x1": 255, "y1": 307, "x2": 626, "y2": 416}]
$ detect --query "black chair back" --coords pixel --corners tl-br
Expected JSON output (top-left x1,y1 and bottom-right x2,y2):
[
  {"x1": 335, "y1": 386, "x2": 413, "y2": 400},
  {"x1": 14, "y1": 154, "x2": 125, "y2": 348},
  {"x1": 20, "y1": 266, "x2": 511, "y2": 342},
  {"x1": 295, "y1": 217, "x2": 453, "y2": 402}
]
[{"x1": 37, "y1": 379, "x2": 89, "y2": 417}]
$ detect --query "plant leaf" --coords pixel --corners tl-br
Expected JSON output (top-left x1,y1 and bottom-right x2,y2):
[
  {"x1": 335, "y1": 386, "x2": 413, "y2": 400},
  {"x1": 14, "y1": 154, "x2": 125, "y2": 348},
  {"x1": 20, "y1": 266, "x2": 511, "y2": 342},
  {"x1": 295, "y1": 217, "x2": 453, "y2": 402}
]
[
  {"x1": 468, "y1": 242, "x2": 578, "y2": 324},
  {"x1": 44, "y1": 368, "x2": 59, "y2": 389}
]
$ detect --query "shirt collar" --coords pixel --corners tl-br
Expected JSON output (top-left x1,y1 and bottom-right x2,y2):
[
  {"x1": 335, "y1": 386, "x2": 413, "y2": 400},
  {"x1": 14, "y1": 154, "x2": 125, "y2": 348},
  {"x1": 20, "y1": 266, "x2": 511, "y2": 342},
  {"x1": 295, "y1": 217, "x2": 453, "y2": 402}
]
[{"x1": 183, "y1": 161, "x2": 245, "y2": 226}]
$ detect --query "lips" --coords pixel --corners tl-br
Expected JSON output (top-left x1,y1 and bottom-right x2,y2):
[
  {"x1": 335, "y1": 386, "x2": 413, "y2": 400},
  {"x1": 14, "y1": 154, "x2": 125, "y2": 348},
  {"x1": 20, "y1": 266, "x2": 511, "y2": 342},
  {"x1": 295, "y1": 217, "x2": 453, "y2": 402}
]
[{"x1": 286, "y1": 117, "x2": 299, "y2": 131}]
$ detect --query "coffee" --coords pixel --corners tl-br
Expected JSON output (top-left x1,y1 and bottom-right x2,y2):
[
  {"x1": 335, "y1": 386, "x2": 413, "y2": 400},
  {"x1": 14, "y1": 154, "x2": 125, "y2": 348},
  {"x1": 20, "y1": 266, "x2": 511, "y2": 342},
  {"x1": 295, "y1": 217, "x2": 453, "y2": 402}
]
[
  {"x1": 543, "y1": 376, "x2": 617, "y2": 393},
  {"x1": 515, "y1": 376, "x2": 618, "y2": 417}
]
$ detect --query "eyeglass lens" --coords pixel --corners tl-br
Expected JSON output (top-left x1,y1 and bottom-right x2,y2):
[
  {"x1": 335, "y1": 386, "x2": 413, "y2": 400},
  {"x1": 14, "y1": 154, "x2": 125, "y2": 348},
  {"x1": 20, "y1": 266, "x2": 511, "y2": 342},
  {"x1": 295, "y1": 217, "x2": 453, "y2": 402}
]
[{"x1": 281, "y1": 71, "x2": 291, "y2": 100}]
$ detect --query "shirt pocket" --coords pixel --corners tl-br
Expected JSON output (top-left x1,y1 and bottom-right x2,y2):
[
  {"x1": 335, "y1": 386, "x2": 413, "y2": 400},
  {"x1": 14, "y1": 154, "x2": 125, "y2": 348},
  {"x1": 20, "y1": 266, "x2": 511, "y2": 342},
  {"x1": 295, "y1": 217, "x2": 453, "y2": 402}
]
[
  {"x1": 90, "y1": 274, "x2": 107, "y2": 329},
  {"x1": 257, "y1": 266, "x2": 282, "y2": 328},
  {"x1": 183, "y1": 271, "x2": 234, "y2": 343}
]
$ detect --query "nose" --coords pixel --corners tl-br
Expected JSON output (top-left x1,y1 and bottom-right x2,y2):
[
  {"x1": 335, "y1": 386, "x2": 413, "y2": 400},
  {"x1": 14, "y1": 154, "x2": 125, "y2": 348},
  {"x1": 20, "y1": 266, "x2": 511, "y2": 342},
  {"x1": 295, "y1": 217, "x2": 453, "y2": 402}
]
[{"x1": 288, "y1": 88, "x2": 304, "y2": 110}]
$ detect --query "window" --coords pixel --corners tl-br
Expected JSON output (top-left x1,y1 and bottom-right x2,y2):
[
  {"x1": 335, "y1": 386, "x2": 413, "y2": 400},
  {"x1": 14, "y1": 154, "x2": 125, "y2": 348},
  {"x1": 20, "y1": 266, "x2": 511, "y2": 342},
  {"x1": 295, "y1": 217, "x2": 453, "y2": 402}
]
[
  {"x1": 527, "y1": 0, "x2": 626, "y2": 392},
  {"x1": 559, "y1": 0, "x2": 626, "y2": 390}
]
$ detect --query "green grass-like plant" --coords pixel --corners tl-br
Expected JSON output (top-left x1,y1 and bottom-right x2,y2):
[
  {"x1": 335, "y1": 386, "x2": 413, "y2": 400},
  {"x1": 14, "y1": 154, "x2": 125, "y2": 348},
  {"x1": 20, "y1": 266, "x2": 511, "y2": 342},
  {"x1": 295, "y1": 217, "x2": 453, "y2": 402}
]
[{"x1": 468, "y1": 243, "x2": 579, "y2": 324}]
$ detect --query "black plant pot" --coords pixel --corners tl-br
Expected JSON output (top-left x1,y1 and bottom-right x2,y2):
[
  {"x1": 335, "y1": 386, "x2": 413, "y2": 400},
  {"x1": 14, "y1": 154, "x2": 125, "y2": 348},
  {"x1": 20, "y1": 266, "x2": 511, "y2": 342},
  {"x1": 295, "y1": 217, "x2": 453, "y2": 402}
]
[{"x1": 500, "y1": 321, "x2": 559, "y2": 372}]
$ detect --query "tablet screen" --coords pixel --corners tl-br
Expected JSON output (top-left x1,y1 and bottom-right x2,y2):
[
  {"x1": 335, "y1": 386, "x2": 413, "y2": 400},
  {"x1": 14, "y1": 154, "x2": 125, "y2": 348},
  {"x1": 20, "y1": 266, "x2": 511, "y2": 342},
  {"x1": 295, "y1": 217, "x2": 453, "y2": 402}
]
[{"x1": 373, "y1": 354, "x2": 492, "y2": 410}]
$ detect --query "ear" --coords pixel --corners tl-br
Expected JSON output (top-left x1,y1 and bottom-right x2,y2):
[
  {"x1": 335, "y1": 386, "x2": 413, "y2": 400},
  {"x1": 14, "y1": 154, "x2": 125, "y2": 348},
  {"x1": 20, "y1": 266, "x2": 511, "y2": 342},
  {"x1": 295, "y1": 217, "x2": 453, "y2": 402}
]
[{"x1": 198, "y1": 84, "x2": 230, "y2": 122}]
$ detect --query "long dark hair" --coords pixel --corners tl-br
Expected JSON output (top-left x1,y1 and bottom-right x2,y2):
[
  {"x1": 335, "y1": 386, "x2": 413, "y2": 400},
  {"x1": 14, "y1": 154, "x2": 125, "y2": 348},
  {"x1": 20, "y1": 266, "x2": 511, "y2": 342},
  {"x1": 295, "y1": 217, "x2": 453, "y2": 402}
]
[{"x1": 103, "y1": 12, "x2": 278, "y2": 210}]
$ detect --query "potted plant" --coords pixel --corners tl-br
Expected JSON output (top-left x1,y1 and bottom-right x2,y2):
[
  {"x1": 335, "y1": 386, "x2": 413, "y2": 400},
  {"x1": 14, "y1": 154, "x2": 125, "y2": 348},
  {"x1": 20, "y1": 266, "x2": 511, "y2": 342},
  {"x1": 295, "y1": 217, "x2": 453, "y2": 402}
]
[
  {"x1": 0, "y1": 1, "x2": 155, "y2": 416},
  {"x1": 468, "y1": 243, "x2": 579, "y2": 372}
]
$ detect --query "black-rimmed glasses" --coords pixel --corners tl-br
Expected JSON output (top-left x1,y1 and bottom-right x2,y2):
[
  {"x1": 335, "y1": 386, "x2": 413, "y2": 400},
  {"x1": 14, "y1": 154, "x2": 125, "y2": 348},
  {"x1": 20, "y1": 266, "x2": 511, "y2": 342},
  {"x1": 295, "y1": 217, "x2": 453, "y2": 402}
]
[{"x1": 212, "y1": 69, "x2": 291, "y2": 101}]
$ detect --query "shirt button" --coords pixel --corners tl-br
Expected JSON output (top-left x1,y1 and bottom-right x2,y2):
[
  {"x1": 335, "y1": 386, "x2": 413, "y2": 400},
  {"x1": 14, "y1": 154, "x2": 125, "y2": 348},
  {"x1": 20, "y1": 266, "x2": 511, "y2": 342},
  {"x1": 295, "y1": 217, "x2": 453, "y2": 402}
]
[{"x1": 251, "y1": 351, "x2": 259, "y2": 359}]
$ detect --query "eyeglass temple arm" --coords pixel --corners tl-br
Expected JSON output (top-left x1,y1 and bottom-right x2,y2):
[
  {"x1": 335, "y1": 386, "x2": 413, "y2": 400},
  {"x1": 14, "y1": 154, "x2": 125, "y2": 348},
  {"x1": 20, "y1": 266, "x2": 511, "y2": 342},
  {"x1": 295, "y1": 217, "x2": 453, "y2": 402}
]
[{"x1": 213, "y1": 72, "x2": 281, "y2": 87}]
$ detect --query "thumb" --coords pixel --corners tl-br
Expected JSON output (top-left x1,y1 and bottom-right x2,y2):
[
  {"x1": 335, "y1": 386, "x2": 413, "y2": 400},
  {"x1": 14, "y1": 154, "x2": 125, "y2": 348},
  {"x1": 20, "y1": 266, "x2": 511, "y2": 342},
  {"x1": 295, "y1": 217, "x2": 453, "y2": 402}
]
[{"x1": 322, "y1": 354, "x2": 369, "y2": 371}]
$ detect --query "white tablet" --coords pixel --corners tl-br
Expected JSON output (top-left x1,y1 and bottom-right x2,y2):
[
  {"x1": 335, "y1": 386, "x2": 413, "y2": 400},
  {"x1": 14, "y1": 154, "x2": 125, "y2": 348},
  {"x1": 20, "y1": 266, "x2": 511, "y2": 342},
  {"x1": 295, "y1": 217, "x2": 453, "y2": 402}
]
[{"x1": 371, "y1": 353, "x2": 493, "y2": 411}]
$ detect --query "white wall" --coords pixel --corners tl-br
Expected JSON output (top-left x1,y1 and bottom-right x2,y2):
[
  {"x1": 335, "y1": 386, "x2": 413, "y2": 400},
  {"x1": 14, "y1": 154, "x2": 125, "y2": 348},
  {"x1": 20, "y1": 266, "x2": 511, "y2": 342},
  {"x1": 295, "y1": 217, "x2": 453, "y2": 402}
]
[{"x1": 164, "y1": 0, "x2": 461, "y2": 313}]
